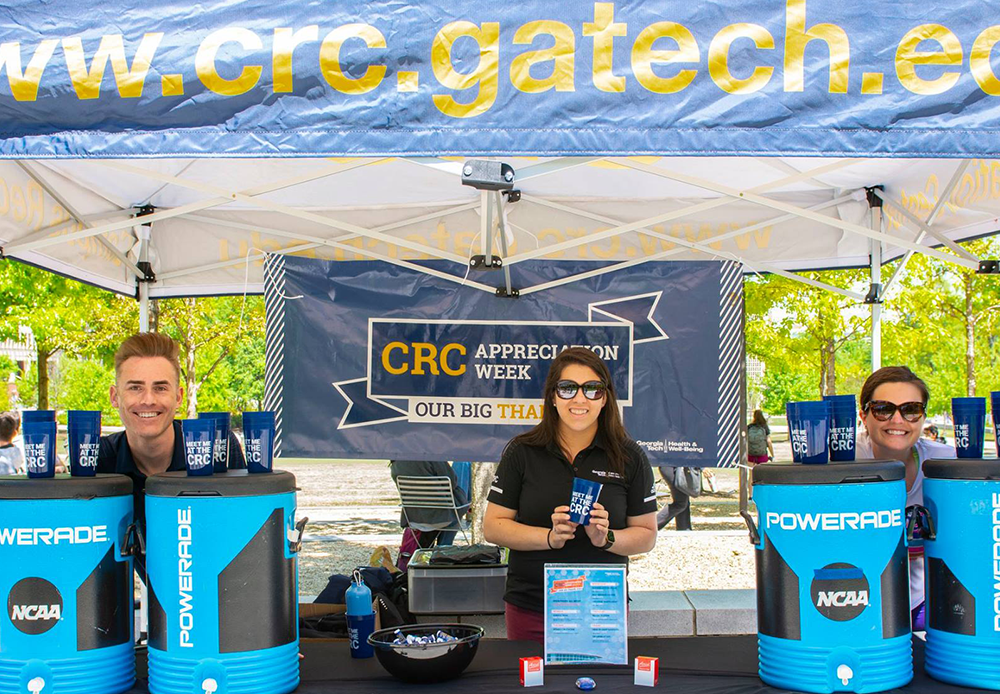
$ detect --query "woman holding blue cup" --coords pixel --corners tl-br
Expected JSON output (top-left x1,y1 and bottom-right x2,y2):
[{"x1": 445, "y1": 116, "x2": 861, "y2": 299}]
[
  {"x1": 483, "y1": 347, "x2": 658, "y2": 644},
  {"x1": 855, "y1": 366, "x2": 954, "y2": 631}
]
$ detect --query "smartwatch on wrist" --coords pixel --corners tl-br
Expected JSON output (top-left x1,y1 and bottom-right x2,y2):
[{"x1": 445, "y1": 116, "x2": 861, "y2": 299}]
[{"x1": 600, "y1": 529, "x2": 615, "y2": 551}]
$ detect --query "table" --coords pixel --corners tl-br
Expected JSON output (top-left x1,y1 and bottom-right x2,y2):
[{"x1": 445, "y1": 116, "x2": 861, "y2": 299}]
[{"x1": 124, "y1": 635, "x2": 992, "y2": 693}]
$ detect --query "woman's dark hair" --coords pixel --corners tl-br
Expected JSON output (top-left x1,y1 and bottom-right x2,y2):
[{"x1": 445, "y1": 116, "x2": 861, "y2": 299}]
[
  {"x1": 860, "y1": 366, "x2": 929, "y2": 411},
  {"x1": 750, "y1": 409, "x2": 769, "y2": 434},
  {"x1": 511, "y1": 347, "x2": 630, "y2": 475}
]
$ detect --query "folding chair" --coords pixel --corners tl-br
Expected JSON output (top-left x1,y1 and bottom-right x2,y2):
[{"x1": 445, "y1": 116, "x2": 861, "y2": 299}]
[{"x1": 394, "y1": 475, "x2": 471, "y2": 545}]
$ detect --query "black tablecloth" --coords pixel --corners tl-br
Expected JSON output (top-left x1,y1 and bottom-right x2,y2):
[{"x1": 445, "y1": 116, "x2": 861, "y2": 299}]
[{"x1": 124, "y1": 635, "x2": 992, "y2": 693}]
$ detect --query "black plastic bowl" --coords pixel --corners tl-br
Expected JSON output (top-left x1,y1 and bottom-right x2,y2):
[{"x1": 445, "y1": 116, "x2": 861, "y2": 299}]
[{"x1": 368, "y1": 623, "x2": 484, "y2": 683}]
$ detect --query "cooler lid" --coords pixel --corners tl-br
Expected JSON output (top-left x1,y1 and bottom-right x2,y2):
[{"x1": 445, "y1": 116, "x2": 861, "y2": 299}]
[
  {"x1": 923, "y1": 458, "x2": 1000, "y2": 480},
  {"x1": 752, "y1": 460, "x2": 905, "y2": 485},
  {"x1": 145, "y1": 469, "x2": 296, "y2": 497},
  {"x1": 0, "y1": 473, "x2": 133, "y2": 499}
]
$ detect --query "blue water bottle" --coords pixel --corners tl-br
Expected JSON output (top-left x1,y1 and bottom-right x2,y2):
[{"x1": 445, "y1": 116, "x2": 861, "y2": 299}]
[{"x1": 346, "y1": 570, "x2": 375, "y2": 658}]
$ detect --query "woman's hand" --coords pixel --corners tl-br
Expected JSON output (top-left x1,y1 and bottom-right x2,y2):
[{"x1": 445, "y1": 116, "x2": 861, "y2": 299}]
[
  {"x1": 585, "y1": 502, "x2": 611, "y2": 547},
  {"x1": 549, "y1": 505, "x2": 578, "y2": 549}
]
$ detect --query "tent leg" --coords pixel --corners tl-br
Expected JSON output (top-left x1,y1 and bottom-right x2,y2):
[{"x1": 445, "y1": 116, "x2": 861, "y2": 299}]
[
  {"x1": 136, "y1": 222, "x2": 152, "y2": 332},
  {"x1": 869, "y1": 208, "x2": 883, "y2": 371},
  {"x1": 139, "y1": 283, "x2": 150, "y2": 332}
]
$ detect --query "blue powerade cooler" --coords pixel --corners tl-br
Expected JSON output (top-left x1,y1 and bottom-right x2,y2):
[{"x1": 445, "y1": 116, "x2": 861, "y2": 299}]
[
  {"x1": 923, "y1": 458, "x2": 1000, "y2": 689},
  {"x1": 145, "y1": 470, "x2": 300, "y2": 694},
  {"x1": 753, "y1": 461, "x2": 911, "y2": 693},
  {"x1": 0, "y1": 474, "x2": 135, "y2": 694}
]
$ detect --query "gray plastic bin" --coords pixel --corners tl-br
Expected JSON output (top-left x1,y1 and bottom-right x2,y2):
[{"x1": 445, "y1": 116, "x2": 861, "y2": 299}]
[{"x1": 407, "y1": 563, "x2": 507, "y2": 615}]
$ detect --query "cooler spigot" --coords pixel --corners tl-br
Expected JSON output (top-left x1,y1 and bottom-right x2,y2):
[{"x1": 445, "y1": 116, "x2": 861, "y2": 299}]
[
  {"x1": 27, "y1": 677, "x2": 45, "y2": 694},
  {"x1": 202, "y1": 678, "x2": 218, "y2": 694},
  {"x1": 836, "y1": 664, "x2": 854, "y2": 686}
]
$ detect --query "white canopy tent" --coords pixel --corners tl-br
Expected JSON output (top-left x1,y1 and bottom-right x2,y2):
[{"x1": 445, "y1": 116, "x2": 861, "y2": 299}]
[{"x1": 0, "y1": 155, "x2": 996, "y2": 368}]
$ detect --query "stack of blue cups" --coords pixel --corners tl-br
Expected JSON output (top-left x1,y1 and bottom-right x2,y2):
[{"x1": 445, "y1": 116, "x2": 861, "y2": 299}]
[
  {"x1": 180, "y1": 418, "x2": 216, "y2": 476},
  {"x1": 991, "y1": 392, "x2": 1000, "y2": 457},
  {"x1": 243, "y1": 412, "x2": 276, "y2": 473},
  {"x1": 199, "y1": 412, "x2": 231, "y2": 472},
  {"x1": 951, "y1": 397, "x2": 986, "y2": 459},
  {"x1": 823, "y1": 395, "x2": 857, "y2": 462},
  {"x1": 21, "y1": 410, "x2": 56, "y2": 478},
  {"x1": 785, "y1": 401, "x2": 831, "y2": 464},
  {"x1": 67, "y1": 410, "x2": 102, "y2": 476}
]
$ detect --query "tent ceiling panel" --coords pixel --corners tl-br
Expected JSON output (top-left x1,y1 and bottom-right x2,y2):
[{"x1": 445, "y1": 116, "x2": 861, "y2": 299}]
[{"x1": 1, "y1": 156, "x2": 998, "y2": 297}]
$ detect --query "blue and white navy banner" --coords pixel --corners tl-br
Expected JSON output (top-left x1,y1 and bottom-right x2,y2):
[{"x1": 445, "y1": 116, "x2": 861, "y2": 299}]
[
  {"x1": 2, "y1": 0, "x2": 1000, "y2": 157},
  {"x1": 264, "y1": 255, "x2": 742, "y2": 466}
]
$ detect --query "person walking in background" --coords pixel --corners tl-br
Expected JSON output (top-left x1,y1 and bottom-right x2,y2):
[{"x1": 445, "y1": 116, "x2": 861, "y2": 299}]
[
  {"x1": 0, "y1": 411, "x2": 24, "y2": 475},
  {"x1": 747, "y1": 409, "x2": 774, "y2": 464},
  {"x1": 656, "y1": 465, "x2": 697, "y2": 531}
]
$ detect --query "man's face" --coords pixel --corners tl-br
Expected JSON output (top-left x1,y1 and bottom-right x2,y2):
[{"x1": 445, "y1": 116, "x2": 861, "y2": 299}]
[{"x1": 110, "y1": 357, "x2": 182, "y2": 441}]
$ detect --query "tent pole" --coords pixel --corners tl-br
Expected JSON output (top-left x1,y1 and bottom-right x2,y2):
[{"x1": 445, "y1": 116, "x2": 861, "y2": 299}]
[
  {"x1": 869, "y1": 206, "x2": 883, "y2": 371},
  {"x1": 136, "y1": 223, "x2": 152, "y2": 332}
]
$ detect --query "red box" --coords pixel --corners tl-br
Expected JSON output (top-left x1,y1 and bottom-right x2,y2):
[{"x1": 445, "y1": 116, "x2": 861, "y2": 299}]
[
  {"x1": 635, "y1": 656, "x2": 659, "y2": 686},
  {"x1": 520, "y1": 656, "x2": 544, "y2": 687}
]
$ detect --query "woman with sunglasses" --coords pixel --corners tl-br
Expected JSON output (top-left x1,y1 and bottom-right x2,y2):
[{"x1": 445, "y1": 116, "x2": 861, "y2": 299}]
[
  {"x1": 856, "y1": 365, "x2": 954, "y2": 630},
  {"x1": 483, "y1": 347, "x2": 658, "y2": 643}
]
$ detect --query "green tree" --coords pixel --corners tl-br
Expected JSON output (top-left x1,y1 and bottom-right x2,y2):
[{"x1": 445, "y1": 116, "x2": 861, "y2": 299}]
[
  {"x1": 0, "y1": 260, "x2": 130, "y2": 408},
  {"x1": 158, "y1": 296, "x2": 264, "y2": 417},
  {"x1": 745, "y1": 269, "x2": 869, "y2": 398},
  {"x1": 54, "y1": 357, "x2": 121, "y2": 425},
  {"x1": 882, "y1": 236, "x2": 1000, "y2": 409}
]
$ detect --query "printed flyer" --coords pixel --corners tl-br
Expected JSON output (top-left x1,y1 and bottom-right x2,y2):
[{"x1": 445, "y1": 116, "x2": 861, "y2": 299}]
[{"x1": 543, "y1": 564, "x2": 627, "y2": 665}]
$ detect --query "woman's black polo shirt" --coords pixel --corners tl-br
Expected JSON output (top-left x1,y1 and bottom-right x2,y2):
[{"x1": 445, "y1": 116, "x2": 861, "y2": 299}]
[{"x1": 487, "y1": 433, "x2": 657, "y2": 613}]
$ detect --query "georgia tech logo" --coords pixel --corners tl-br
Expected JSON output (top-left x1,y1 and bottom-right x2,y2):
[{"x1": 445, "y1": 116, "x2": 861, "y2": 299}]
[{"x1": 7, "y1": 577, "x2": 63, "y2": 634}]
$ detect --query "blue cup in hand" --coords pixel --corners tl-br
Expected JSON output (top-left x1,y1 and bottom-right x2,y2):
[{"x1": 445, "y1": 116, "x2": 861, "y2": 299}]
[
  {"x1": 568, "y1": 477, "x2": 603, "y2": 526},
  {"x1": 67, "y1": 410, "x2": 101, "y2": 477},
  {"x1": 952, "y1": 397, "x2": 986, "y2": 459},
  {"x1": 786, "y1": 400, "x2": 831, "y2": 464},
  {"x1": 181, "y1": 418, "x2": 216, "y2": 476},
  {"x1": 23, "y1": 420, "x2": 57, "y2": 478}
]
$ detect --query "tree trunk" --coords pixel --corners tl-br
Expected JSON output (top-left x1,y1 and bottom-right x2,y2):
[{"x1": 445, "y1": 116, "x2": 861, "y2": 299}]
[
  {"x1": 824, "y1": 338, "x2": 836, "y2": 395},
  {"x1": 36, "y1": 347, "x2": 50, "y2": 410},
  {"x1": 470, "y1": 461, "x2": 498, "y2": 544},
  {"x1": 185, "y1": 339, "x2": 198, "y2": 417},
  {"x1": 965, "y1": 275, "x2": 976, "y2": 397},
  {"x1": 149, "y1": 298, "x2": 160, "y2": 333},
  {"x1": 818, "y1": 339, "x2": 836, "y2": 396}
]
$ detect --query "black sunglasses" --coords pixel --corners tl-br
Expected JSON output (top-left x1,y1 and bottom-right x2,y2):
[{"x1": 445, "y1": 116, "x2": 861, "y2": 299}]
[
  {"x1": 555, "y1": 380, "x2": 607, "y2": 401},
  {"x1": 864, "y1": 400, "x2": 926, "y2": 422}
]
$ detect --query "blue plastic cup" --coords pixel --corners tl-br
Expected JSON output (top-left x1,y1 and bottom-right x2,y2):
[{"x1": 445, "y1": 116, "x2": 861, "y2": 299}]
[
  {"x1": 822, "y1": 394, "x2": 857, "y2": 462},
  {"x1": 23, "y1": 420, "x2": 57, "y2": 478},
  {"x1": 21, "y1": 409, "x2": 55, "y2": 423},
  {"x1": 347, "y1": 613, "x2": 375, "y2": 658},
  {"x1": 952, "y1": 397, "x2": 986, "y2": 459},
  {"x1": 568, "y1": 477, "x2": 602, "y2": 525},
  {"x1": 67, "y1": 410, "x2": 101, "y2": 477},
  {"x1": 785, "y1": 401, "x2": 831, "y2": 464},
  {"x1": 181, "y1": 418, "x2": 215, "y2": 476},
  {"x1": 243, "y1": 411, "x2": 275, "y2": 474},
  {"x1": 991, "y1": 391, "x2": 1000, "y2": 459},
  {"x1": 198, "y1": 412, "x2": 231, "y2": 472}
]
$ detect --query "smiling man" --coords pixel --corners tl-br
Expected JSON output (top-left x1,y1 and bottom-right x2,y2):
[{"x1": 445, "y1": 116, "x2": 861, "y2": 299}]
[{"x1": 97, "y1": 333, "x2": 246, "y2": 537}]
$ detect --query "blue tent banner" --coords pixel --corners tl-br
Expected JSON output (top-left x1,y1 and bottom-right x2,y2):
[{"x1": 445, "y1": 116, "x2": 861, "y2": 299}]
[
  {"x1": 264, "y1": 255, "x2": 743, "y2": 466},
  {"x1": 3, "y1": 1, "x2": 1000, "y2": 157}
]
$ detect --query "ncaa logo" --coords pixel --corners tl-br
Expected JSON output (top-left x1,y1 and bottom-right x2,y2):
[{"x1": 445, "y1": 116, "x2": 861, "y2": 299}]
[
  {"x1": 7, "y1": 577, "x2": 63, "y2": 634},
  {"x1": 810, "y1": 563, "x2": 869, "y2": 622}
]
